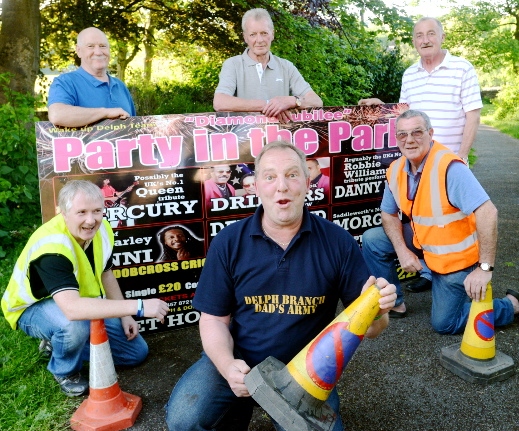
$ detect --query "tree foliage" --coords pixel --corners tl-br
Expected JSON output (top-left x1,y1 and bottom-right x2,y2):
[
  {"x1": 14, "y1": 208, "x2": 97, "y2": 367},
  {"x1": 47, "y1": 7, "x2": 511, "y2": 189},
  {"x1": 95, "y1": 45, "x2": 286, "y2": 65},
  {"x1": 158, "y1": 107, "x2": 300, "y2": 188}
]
[
  {"x1": 0, "y1": 75, "x2": 41, "y2": 257},
  {"x1": 39, "y1": 0, "x2": 411, "y2": 104},
  {"x1": 442, "y1": 0, "x2": 519, "y2": 73}
]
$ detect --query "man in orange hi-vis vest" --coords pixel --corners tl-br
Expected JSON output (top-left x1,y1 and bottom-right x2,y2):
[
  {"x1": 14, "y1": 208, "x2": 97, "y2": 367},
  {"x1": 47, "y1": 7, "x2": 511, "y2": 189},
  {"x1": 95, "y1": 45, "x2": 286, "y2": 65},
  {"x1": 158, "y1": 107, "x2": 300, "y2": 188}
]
[{"x1": 362, "y1": 109, "x2": 519, "y2": 334}]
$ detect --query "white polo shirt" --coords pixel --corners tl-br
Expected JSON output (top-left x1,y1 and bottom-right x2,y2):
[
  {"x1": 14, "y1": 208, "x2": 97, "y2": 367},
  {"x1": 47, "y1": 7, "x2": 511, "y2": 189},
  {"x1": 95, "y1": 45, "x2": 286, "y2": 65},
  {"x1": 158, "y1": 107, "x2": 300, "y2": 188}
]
[{"x1": 399, "y1": 51, "x2": 482, "y2": 154}]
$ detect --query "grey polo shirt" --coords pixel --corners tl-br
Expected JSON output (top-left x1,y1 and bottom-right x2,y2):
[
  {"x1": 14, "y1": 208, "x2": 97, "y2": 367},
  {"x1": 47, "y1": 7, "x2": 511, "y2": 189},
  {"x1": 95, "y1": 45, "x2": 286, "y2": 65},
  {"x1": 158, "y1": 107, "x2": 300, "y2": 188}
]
[{"x1": 214, "y1": 49, "x2": 313, "y2": 100}]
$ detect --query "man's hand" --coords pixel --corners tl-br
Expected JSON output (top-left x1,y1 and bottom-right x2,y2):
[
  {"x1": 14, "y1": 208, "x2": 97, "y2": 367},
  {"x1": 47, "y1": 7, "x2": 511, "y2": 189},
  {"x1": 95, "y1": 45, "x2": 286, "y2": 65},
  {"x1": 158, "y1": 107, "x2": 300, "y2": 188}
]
[
  {"x1": 361, "y1": 276, "x2": 397, "y2": 315},
  {"x1": 121, "y1": 315, "x2": 140, "y2": 340},
  {"x1": 105, "y1": 107, "x2": 131, "y2": 120},
  {"x1": 396, "y1": 248, "x2": 424, "y2": 274},
  {"x1": 262, "y1": 96, "x2": 296, "y2": 123},
  {"x1": 464, "y1": 267, "x2": 492, "y2": 302},
  {"x1": 143, "y1": 298, "x2": 170, "y2": 324},
  {"x1": 223, "y1": 359, "x2": 251, "y2": 397},
  {"x1": 358, "y1": 98, "x2": 384, "y2": 106}
]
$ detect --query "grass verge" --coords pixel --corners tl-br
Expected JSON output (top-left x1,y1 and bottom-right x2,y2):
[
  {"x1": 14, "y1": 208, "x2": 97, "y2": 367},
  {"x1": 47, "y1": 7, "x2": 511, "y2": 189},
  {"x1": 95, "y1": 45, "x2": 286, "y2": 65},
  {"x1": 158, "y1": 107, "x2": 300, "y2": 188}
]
[
  {"x1": 0, "y1": 253, "x2": 82, "y2": 431},
  {"x1": 481, "y1": 102, "x2": 519, "y2": 139}
]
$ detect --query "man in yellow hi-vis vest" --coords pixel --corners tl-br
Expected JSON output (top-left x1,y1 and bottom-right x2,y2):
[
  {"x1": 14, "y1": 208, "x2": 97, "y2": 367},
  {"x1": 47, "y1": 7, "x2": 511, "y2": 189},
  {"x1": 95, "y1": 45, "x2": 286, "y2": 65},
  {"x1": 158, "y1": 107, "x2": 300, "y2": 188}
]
[
  {"x1": 362, "y1": 109, "x2": 519, "y2": 334},
  {"x1": 1, "y1": 180, "x2": 169, "y2": 396}
]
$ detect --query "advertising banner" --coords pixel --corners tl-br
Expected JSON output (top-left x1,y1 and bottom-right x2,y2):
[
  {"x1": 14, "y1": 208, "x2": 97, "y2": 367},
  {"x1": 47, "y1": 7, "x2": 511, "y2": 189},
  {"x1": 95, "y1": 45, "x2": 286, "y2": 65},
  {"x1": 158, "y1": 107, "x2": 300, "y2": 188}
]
[{"x1": 36, "y1": 103, "x2": 408, "y2": 333}]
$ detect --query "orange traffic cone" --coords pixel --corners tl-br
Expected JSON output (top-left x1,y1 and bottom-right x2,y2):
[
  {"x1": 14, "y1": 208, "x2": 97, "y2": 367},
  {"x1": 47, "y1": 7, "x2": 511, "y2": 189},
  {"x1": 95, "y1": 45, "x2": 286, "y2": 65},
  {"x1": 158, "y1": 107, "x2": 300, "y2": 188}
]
[
  {"x1": 440, "y1": 283, "x2": 515, "y2": 384},
  {"x1": 70, "y1": 319, "x2": 142, "y2": 431},
  {"x1": 245, "y1": 283, "x2": 382, "y2": 431}
]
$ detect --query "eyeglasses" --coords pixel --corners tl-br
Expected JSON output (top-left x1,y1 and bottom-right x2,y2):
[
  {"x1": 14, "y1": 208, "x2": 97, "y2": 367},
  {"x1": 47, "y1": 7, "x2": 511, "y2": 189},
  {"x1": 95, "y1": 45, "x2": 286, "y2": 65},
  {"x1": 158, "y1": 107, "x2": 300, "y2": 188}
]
[{"x1": 396, "y1": 129, "x2": 427, "y2": 142}]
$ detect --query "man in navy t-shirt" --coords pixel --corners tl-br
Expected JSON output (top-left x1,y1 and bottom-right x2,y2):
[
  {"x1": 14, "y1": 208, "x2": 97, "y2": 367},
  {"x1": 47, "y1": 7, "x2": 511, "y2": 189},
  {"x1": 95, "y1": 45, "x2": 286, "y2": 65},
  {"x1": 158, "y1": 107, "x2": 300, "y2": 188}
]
[
  {"x1": 48, "y1": 27, "x2": 136, "y2": 128},
  {"x1": 165, "y1": 141, "x2": 397, "y2": 430}
]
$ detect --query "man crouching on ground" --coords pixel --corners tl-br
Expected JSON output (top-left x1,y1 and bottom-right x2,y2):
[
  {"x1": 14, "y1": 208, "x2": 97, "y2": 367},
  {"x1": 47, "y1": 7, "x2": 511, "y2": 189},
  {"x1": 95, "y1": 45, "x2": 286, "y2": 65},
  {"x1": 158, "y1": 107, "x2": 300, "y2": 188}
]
[{"x1": 2, "y1": 180, "x2": 169, "y2": 396}]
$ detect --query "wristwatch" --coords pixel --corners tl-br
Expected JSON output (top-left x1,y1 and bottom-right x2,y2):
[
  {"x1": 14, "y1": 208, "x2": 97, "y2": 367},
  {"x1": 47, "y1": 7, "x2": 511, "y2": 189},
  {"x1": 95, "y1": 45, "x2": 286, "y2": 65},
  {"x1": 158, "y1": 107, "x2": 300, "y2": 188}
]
[
  {"x1": 294, "y1": 96, "x2": 301, "y2": 108},
  {"x1": 479, "y1": 262, "x2": 494, "y2": 272}
]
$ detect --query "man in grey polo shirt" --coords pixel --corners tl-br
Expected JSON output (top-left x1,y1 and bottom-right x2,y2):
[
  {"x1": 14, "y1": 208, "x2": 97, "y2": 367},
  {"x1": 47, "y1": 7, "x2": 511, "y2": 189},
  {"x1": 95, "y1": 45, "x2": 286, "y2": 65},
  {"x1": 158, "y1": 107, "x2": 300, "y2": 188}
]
[{"x1": 213, "y1": 8, "x2": 323, "y2": 123}]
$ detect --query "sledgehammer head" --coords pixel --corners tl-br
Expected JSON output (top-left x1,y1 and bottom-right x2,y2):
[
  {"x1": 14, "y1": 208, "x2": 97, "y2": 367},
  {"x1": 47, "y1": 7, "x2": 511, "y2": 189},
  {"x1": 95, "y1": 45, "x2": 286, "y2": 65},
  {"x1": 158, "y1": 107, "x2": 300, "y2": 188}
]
[
  {"x1": 244, "y1": 284, "x2": 383, "y2": 431},
  {"x1": 244, "y1": 356, "x2": 337, "y2": 431}
]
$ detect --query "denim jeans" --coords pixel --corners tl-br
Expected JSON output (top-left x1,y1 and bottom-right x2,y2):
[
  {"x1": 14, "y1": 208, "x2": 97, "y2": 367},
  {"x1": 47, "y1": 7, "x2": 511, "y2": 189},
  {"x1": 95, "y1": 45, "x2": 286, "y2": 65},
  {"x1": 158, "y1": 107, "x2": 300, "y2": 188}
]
[
  {"x1": 362, "y1": 225, "x2": 514, "y2": 334},
  {"x1": 417, "y1": 259, "x2": 432, "y2": 281},
  {"x1": 17, "y1": 297, "x2": 148, "y2": 377},
  {"x1": 165, "y1": 352, "x2": 344, "y2": 431}
]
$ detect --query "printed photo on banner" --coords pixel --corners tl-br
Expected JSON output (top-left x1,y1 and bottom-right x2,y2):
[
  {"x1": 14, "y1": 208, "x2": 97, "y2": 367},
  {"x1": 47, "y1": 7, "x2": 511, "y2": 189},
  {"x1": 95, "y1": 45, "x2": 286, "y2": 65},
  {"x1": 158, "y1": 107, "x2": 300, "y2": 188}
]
[
  {"x1": 306, "y1": 157, "x2": 330, "y2": 207},
  {"x1": 203, "y1": 162, "x2": 261, "y2": 217},
  {"x1": 111, "y1": 222, "x2": 205, "y2": 267}
]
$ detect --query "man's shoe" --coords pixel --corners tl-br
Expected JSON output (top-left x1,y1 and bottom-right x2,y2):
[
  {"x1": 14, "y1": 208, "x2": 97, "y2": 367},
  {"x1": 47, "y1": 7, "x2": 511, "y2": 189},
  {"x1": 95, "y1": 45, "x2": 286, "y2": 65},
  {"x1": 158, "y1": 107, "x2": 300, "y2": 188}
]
[
  {"x1": 388, "y1": 309, "x2": 407, "y2": 318},
  {"x1": 406, "y1": 277, "x2": 432, "y2": 293},
  {"x1": 506, "y1": 289, "x2": 519, "y2": 314},
  {"x1": 54, "y1": 373, "x2": 88, "y2": 397},
  {"x1": 39, "y1": 339, "x2": 53, "y2": 358}
]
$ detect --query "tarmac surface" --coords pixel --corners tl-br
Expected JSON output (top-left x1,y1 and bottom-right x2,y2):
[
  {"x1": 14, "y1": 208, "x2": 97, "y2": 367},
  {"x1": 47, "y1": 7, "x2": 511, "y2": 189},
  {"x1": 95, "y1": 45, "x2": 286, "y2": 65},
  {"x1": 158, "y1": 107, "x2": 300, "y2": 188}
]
[{"x1": 118, "y1": 124, "x2": 519, "y2": 431}]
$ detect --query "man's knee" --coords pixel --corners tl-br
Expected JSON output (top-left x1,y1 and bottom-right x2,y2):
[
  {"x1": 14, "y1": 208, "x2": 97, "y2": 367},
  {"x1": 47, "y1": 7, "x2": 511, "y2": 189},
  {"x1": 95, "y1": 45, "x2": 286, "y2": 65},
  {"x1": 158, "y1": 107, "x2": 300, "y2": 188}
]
[
  {"x1": 431, "y1": 316, "x2": 460, "y2": 335},
  {"x1": 63, "y1": 320, "x2": 90, "y2": 350},
  {"x1": 165, "y1": 390, "x2": 203, "y2": 431},
  {"x1": 130, "y1": 339, "x2": 149, "y2": 365},
  {"x1": 113, "y1": 336, "x2": 149, "y2": 367},
  {"x1": 362, "y1": 227, "x2": 385, "y2": 252}
]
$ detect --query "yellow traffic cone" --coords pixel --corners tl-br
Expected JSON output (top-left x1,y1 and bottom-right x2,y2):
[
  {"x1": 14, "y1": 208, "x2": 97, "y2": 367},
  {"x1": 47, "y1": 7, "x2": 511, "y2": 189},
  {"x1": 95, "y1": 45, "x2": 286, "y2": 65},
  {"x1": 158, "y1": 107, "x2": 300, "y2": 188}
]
[
  {"x1": 245, "y1": 284, "x2": 382, "y2": 431},
  {"x1": 440, "y1": 283, "x2": 515, "y2": 384}
]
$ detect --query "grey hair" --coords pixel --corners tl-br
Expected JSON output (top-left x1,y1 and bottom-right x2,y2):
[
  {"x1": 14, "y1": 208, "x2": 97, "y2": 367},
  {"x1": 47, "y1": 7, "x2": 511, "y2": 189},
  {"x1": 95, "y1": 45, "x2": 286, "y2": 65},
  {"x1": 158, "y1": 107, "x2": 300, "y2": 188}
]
[
  {"x1": 413, "y1": 17, "x2": 444, "y2": 36},
  {"x1": 58, "y1": 180, "x2": 104, "y2": 214},
  {"x1": 242, "y1": 8, "x2": 274, "y2": 32},
  {"x1": 255, "y1": 141, "x2": 310, "y2": 178},
  {"x1": 396, "y1": 109, "x2": 433, "y2": 130}
]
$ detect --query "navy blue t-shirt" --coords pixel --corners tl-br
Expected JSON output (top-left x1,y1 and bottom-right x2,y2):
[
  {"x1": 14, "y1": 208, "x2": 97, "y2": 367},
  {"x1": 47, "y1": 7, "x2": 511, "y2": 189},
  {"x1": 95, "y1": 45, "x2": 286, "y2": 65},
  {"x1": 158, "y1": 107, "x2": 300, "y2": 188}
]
[{"x1": 193, "y1": 206, "x2": 370, "y2": 367}]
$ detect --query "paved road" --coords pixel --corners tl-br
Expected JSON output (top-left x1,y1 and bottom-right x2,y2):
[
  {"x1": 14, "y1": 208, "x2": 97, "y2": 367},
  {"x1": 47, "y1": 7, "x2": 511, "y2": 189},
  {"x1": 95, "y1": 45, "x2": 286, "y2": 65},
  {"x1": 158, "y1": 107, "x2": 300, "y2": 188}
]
[{"x1": 119, "y1": 124, "x2": 519, "y2": 431}]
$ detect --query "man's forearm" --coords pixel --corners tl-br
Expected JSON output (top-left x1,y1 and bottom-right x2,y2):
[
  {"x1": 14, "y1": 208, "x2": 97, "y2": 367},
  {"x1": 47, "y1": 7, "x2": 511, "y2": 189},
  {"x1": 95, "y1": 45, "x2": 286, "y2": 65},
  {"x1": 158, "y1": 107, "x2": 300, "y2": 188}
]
[
  {"x1": 48, "y1": 103, "x2": 109, "y2": 127},
  {"x1": 474, "y1": 200, "x2": 498, "y2": 264},
  {"x1": 381, "y1": 211, "x2": 406, "y2": 253},
  {"x1": 213, "y1": 93, "x2": 267, "y2": 112},
  {"x1": 300, "y1": 91, "x2": 323, "y2": 108},
  {"x1": 199, "y1": 313, "x2": 236, "y2": 376}
]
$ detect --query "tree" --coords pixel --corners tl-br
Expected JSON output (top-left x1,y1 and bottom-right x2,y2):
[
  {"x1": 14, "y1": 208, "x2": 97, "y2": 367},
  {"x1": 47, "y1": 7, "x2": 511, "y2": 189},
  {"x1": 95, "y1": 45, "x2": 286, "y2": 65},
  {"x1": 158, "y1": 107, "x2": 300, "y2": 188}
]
[
  {"x1": 0, "y1": 0, "x2": 40, "y2": 98},
  {"x1": 442, "y1": 0, "x2": 519, "y2": 73}
]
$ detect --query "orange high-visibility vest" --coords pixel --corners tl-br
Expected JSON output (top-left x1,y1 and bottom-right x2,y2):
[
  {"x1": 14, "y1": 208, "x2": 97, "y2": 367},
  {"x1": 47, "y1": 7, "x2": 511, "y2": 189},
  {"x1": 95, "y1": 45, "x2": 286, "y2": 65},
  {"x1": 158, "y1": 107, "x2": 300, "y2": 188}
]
[{"x1": 386, "y1": 141, "x2": 478, "y2": 274}]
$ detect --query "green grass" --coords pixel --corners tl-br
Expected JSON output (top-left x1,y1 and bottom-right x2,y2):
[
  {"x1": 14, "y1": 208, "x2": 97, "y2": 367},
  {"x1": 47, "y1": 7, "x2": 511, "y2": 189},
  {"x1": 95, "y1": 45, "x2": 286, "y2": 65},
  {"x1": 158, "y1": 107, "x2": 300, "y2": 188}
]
[
  {"x1": 481, "y1": 101, "x2": 519, "y2": 139},
  {"x1": 0, "y1": 255, "x2": 81, "y2": 431}
]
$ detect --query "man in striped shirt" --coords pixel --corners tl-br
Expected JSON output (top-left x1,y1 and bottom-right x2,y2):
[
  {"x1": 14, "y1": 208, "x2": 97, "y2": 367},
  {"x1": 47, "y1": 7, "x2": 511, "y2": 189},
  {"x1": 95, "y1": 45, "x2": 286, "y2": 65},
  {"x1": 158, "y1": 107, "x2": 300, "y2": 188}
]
[
  {"x1": 359, "y1": 17, "x2": 482, "y2": 163},
  {"x1": 359, "y1": 17, "x2": 482, "y2": 296}
]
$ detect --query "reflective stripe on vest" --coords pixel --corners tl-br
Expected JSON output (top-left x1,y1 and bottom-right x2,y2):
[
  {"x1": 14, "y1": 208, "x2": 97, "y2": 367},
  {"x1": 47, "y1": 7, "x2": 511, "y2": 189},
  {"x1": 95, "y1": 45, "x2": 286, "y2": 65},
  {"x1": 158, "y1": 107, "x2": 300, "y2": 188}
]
[
  {"x1": 386, "y1": 141, "x2": 478, "y2": 273},
  {"x1": 1, "y1": 215, "x2": 113, "y2": 329}
]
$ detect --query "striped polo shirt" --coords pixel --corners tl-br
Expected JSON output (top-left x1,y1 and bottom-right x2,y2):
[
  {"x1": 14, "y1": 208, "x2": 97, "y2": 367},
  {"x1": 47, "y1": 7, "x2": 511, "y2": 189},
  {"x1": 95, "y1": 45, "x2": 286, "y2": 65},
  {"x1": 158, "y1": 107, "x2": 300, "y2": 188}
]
[{"x1": 399, "y1": 51, "x2": 482, "y2": 154}]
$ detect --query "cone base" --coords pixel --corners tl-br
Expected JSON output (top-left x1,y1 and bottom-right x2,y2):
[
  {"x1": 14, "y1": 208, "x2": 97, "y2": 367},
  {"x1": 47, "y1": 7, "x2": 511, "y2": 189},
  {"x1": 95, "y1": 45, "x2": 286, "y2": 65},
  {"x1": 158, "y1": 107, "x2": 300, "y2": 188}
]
[
  {"x1": 244, "y1": 356, "x2": 337, "y2": 431},
  {"x1": 70, "y1": 391, "x2": 142, "y2": 431},
  {"x1": 440, "y1": 343, "x2": 515, "y2": 385}
]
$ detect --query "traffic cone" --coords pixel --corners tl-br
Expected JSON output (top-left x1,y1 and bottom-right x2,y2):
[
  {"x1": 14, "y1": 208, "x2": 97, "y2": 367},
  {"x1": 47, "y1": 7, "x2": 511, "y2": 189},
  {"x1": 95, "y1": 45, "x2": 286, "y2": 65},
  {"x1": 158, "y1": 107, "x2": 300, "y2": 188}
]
[
  {"x1": 70, "y1": 319, "x2": 142, "y2": 431},
  {"x1": 244, "y1": 283, "x2": 382, "y2": 431},
  {"x1": 440, "y1": 283, "x2": 515, "y2": 384}
]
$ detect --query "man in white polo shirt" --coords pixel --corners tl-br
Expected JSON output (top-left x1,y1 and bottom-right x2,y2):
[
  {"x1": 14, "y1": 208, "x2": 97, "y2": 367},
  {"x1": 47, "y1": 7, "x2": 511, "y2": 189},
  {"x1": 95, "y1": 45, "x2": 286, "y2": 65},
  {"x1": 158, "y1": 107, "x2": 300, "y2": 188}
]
[
  {"x1": 359, "y1": 17, "x2": 482, "y2": 295},
  {"x1": 213, "y1": 8, "x2": 322, "y2": 123}
]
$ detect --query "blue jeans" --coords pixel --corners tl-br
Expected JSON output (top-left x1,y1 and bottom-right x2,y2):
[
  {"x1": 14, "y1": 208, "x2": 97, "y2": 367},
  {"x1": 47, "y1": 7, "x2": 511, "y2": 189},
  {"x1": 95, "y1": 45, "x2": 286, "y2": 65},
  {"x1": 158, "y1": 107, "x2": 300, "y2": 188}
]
[
  {"x1": 17, "y1": 297, "x2": 148, "y2": 377},
  {"x1": 362, "y1": 226, "x2": 514, "y2": 334},
  {"x1": 165, "y1": 352, "x2": 344, "y2": 431},
  {"x1": 417, "y1": 259, "x2": 432, "y2": 281}
]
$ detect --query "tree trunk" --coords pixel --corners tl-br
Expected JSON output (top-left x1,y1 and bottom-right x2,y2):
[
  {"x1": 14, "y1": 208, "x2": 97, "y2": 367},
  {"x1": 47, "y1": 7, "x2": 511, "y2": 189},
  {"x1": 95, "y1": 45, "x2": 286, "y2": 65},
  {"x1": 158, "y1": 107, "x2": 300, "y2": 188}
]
[
  {"x1": 0, "y1": 0, "x2": 40, "y2": 97},
  {"x1": 143, "y1": 25, "x2": 155, "y2": 82}
]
